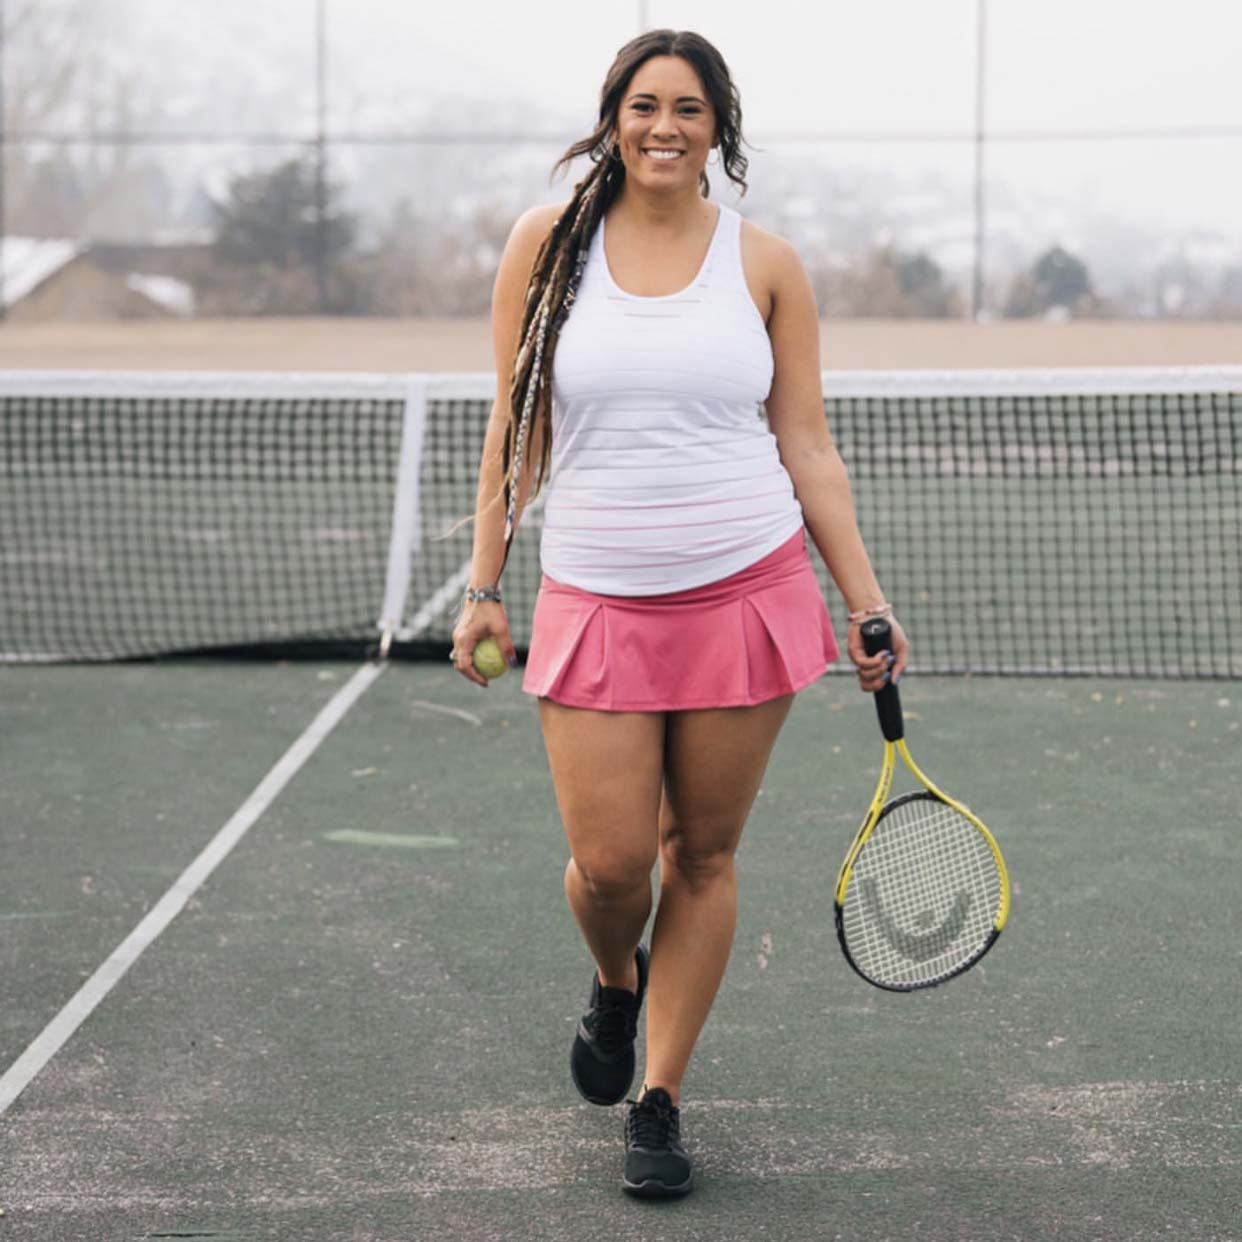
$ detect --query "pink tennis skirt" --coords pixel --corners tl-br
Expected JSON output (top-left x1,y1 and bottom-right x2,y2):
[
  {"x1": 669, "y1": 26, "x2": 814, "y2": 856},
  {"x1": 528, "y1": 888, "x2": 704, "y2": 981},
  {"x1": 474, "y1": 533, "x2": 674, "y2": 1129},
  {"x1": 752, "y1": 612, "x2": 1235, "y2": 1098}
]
[{"x1": 521, "y1": 529, "x2": 839, "y2": 712}]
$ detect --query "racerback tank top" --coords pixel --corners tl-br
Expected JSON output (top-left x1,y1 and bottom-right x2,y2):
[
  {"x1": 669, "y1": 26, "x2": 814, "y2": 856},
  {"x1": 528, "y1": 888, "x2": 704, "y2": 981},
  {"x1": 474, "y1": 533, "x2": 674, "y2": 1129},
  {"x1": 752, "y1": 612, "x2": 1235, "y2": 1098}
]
[{"x1": 540, "y1": 202, "x2": 805, "y2": 596}]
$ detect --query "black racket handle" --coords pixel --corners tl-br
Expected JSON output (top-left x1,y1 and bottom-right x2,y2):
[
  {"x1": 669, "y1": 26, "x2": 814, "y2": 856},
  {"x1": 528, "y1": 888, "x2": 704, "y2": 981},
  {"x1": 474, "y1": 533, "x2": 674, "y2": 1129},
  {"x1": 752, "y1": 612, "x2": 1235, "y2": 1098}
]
[{"x1": 861, "y1": 617, "x2": 904, "y2": 742}]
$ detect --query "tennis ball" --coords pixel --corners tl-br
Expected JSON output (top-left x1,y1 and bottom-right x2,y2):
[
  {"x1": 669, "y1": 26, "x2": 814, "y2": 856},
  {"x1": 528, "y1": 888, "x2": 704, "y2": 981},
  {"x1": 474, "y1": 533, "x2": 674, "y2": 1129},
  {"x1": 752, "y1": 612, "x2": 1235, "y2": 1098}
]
[{"x1": 472, "y1": 636, "x2": 508, "y2": 680}]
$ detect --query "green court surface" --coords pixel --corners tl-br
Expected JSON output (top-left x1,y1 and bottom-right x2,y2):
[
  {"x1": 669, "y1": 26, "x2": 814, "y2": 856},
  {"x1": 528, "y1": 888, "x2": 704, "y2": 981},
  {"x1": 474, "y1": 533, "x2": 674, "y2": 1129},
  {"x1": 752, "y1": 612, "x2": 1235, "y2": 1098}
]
[{"x1": 1, "y1": 661, "x2": 1239, "y2": 1241}]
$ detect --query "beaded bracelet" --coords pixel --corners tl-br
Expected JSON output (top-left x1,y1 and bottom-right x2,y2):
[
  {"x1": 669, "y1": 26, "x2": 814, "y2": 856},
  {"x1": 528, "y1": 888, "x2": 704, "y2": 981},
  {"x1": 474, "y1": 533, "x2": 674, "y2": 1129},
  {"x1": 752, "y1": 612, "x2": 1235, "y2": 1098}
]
[
  {"x1": 846, "y1": 601, "x2": 894, "y2": 625},
  {"x1": 464, "y1": 584, "x2": 503, "y2": 605}
]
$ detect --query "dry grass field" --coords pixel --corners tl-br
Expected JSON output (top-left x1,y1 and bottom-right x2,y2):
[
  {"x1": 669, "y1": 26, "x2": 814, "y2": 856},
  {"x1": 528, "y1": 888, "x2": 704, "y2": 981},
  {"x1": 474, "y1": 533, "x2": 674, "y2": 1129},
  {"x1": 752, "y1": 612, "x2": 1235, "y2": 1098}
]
[{"x1": 0, "y1": 316, "x2": 1239, "y2": 373}]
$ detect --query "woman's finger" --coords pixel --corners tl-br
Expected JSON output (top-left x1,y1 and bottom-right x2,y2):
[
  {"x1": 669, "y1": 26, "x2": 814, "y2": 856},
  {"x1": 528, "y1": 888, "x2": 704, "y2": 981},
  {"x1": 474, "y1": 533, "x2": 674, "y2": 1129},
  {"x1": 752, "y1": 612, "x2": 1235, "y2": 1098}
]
[
  {"x1": 449, "y1": 633, "x2": 490, "y2": 687},
  {"x1": 451, "y1": 611, "x2": 520, "y2": 687},
  {"x1": 486, "y1": 625, "x2": 519, "y2": 670},
  {"x1": 451, "y1": 644, "x2": 489, "y2": 687},
  {"x1": 853, "y1": 645, "x2": 899, "y2": 692},
  {"x1": 852, "y1": 647, "x2": 892, "y2": 674}
]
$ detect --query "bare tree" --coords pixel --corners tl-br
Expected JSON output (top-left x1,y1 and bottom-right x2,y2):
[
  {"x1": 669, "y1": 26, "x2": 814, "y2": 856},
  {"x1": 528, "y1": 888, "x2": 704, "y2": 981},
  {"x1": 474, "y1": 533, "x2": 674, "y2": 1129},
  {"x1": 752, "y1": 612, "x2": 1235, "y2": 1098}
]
[
  {"x1": 3, "y1": 0, "x2": 88, "y2": 132},
  {"x1": 4, "y1": 0, "x2": 86, "y2": 235},
  {"x1": 4, "y1": 0, "x2": 175, "y2": 241},
  {"x1": 1004, "y1": 246, "x2": 1106, "y2": 319},
  {"x1": 815, "y1": 246, "x2": 964, "y2": 319}
]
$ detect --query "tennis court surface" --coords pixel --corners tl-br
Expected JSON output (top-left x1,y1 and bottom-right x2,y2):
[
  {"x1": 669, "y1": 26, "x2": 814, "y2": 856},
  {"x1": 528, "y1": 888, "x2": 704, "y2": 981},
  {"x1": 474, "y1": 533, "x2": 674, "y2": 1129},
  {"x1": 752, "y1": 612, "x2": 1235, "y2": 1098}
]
[
  {"x1": 2, "y1": 661, "x2": 1239, "y2": 1240},
  {"x1": 2, "y1": 362, "x2": 1239, "y2": 1240}
]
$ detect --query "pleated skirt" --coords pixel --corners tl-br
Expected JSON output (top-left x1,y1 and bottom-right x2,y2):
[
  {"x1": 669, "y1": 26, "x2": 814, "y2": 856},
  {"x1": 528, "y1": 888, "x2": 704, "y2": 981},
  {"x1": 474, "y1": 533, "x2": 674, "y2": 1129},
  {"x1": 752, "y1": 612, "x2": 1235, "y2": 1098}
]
[{"x1": 521, "y1": 529, "x2": 839, "y2": 712}]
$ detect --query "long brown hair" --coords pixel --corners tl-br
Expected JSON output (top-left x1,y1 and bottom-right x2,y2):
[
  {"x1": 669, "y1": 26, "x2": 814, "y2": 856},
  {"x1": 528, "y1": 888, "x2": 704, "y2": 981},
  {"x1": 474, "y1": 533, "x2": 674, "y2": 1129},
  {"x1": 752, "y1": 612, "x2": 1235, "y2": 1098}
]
[{"x1": 496, "y1": 29, "x2": 751, "y2": 563}]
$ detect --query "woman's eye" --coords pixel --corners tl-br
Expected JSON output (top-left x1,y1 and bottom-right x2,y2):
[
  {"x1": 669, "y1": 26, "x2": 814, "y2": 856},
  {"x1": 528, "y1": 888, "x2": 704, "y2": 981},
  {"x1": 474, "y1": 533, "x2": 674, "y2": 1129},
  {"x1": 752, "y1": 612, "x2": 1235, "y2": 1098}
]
[{"x1": 631, "y1": 103, "x2": 702, "y2": 115}]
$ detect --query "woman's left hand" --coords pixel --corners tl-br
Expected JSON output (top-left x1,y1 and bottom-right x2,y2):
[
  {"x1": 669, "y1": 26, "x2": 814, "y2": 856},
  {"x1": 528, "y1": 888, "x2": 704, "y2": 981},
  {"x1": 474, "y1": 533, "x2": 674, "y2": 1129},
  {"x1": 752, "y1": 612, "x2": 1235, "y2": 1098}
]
[{"x1": 847, "y1": 617, "x2": 909, "y2": 693}]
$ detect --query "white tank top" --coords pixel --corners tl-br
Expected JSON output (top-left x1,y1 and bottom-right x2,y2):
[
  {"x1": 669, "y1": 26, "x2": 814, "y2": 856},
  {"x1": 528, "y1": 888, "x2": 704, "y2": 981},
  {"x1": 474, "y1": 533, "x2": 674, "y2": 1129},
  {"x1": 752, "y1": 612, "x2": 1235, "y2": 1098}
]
[{"x1": 540, "y1": 202, "x2": 805, "y2": 595}]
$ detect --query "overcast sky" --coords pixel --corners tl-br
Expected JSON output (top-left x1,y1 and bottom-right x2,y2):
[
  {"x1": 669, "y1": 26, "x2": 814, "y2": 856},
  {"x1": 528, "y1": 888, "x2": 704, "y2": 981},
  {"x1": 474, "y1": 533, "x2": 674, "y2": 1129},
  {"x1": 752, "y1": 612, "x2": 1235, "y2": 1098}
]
[
  {"x1": 378, "y1": 0, "x2": 1242, "y2": 134},
  {"x1": 60, "y1": 0, "x2": 1241, "y2": 245},
  {"x1": 315, "y1": 0, "x2": 1241, "y2": 232}
]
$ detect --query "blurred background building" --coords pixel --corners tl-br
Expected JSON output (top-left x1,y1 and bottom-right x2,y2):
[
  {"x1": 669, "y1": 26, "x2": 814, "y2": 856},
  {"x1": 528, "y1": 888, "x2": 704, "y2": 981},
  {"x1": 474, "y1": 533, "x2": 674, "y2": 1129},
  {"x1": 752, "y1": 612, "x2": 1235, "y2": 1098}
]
[{"x1": 3, "y1": 0, "x2": 1240, "y2": 324}]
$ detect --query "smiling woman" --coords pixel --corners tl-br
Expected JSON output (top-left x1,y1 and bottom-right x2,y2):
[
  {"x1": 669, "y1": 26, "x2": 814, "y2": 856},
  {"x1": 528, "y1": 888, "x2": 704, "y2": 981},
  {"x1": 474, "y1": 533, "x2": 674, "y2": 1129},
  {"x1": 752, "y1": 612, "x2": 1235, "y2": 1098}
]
[
  {"x1": 449, "y1": 28, "x2": 907, "y2": 1202},
  {"x1": 617, "y1": 68, "x2": 714, "y2": 172}
]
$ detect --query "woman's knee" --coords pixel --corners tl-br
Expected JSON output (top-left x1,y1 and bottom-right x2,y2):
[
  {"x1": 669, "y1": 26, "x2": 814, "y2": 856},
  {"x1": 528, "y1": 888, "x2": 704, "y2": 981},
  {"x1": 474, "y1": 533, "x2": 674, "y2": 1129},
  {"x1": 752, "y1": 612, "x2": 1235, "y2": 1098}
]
[
  {"x1": 568, "y1": 845, "x2": 657, "y2": 905},
  {"x1": 659, "y1": 826, "x2": 737, "y2": 893}
]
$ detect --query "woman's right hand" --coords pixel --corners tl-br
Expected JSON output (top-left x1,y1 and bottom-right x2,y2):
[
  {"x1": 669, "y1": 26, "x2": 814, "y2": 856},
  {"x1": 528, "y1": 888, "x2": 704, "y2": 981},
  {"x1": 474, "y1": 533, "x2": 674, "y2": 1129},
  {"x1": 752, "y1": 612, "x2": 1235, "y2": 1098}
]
[
  {"x1": 450, "y1": 601, "x2": 518, "y2": 688},
  {"x1": 847, "y1": 615, "x2": 909, "y2": 694}
]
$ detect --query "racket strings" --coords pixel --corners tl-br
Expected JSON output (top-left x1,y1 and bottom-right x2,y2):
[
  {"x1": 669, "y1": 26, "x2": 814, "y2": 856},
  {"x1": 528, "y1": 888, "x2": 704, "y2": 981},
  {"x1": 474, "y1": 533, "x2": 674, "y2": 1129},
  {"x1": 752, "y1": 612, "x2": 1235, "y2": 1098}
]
[{"x1": 841, "y1": 796, "x2": 1002, "y2": 988}]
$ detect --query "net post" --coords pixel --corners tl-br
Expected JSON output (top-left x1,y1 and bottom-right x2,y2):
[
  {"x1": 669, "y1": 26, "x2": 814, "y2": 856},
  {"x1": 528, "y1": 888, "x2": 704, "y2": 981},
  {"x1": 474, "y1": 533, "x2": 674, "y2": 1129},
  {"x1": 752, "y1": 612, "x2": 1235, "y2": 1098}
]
[{"x1": 376, "y1": 375, "x2": 429, "y2": 658}]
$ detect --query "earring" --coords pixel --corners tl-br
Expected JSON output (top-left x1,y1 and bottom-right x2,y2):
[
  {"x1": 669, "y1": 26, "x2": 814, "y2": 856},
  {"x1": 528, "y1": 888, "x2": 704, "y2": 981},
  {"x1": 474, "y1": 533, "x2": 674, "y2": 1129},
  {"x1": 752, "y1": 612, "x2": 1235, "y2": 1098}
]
[
  {"x1": 707, "y1": 147, "x2": 720, "y2": 166},
  {"x1": 608, "y1": 143, "x2": 623, "y2": 162}
]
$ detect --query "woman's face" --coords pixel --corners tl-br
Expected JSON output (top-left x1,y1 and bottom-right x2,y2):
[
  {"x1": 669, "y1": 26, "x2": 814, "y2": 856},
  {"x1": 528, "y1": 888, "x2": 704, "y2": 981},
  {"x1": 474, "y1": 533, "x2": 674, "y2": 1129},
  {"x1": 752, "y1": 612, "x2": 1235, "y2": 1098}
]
[{"x1": 612, "y1": 55, "x2": 717, "y2": 192}]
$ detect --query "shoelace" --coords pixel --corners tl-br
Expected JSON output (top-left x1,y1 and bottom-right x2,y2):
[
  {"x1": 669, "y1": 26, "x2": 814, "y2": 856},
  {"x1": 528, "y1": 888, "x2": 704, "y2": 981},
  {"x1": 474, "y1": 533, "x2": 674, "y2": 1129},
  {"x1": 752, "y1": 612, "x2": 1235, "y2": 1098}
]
[
  {"x1": 626, "y1": 1094, "x2": 676, "y2": 1150},
  {"x1": 589, "y1": 999, "x2": 638, "y2": 1050}
]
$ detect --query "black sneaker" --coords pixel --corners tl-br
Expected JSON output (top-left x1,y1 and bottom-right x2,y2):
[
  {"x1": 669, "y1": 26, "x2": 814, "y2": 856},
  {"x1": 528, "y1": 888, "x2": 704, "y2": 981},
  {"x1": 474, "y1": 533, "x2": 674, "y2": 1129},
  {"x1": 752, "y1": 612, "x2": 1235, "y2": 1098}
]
[
  {"x1": 570, "y1": 944, "x2": 649, "y2": 1106},
  {"x1": 622, "y1": 1086, "x2": 693, "y2": 1198}
]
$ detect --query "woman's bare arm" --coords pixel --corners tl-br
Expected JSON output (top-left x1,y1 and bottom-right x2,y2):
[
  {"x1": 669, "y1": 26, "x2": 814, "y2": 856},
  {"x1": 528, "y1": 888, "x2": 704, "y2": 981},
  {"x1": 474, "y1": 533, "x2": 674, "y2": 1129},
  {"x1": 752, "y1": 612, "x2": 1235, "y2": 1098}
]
[
  {"x1": 758, "y1": 232, "x2": 908, "y2": 689},
  {"x1": 451, "y1": 201, "x2": 565, "y2": 686}
]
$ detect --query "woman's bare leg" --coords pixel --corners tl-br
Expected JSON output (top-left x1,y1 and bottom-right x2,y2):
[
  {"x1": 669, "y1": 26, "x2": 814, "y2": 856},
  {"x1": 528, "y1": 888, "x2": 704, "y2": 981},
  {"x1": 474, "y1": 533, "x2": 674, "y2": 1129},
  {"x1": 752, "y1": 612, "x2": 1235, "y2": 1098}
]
[
  {"x1": 538, "y1": 700, "x2": 665, "y2": 990},
  {"x1": 642, "y1": 695, "x2": 794, "y2": 1104}
]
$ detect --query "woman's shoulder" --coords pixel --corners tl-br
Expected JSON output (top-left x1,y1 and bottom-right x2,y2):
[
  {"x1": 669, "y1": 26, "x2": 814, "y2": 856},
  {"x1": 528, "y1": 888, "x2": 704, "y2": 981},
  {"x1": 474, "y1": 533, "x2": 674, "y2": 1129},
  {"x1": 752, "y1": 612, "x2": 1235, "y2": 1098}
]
[
  {"x1": 736, "y1": 213, "x2": 808, "y2": 322},
  {"x1": 738, "y1": 214, "x2": 805, "y2": 281},
  {"x1": 508, "y1": 200, "x2": 573, "y2": 253},
  {"x1": 494, "y1": 201, "x2": 573, "y2": 302},
  {"x1": 491, "y1": 202, "x2": 574, "y2": 368}
]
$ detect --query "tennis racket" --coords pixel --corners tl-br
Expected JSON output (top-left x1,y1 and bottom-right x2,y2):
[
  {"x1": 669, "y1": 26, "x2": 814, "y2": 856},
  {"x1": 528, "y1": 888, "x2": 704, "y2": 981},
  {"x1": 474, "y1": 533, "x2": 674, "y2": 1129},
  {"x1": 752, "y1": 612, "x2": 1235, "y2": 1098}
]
[{"x1": 834, "y1": 618, "x2": 1010, "y2": 991}]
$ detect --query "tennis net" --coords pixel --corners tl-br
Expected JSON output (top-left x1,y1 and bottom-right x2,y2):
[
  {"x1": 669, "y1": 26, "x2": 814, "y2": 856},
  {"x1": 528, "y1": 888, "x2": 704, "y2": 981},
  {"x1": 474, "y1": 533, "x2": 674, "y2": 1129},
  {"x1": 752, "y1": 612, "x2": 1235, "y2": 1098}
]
[{"x1": 2, "y1": 367, "x2": 1239, "y2": 677}]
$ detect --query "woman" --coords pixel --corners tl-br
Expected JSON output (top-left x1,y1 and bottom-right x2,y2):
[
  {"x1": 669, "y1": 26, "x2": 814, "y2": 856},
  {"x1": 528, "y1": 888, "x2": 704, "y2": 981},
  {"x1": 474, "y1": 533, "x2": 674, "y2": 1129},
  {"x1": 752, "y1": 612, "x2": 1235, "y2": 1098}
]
[{"x1": 450, "y1": 29, "x2": 908, "y2": 1199}]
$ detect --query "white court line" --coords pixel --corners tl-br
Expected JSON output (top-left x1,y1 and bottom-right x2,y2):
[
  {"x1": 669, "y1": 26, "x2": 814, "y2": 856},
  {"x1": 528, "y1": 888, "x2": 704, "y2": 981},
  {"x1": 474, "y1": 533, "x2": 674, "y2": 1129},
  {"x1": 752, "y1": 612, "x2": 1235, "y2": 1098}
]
[
  {"x1": 410, "y1": 699, "x2": 482, "y2": 727},
  {"x1": 0, "y1": 659, "x2": 388, "y2": 1117}
]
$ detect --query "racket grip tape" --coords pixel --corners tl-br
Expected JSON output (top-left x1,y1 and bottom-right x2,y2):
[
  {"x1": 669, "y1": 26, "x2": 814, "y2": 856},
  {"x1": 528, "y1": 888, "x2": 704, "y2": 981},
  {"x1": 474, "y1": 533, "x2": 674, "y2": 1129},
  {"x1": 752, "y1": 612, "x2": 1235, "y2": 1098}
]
[{"x1": 860, "y1": 617, "x2": 904, "y2": 742}]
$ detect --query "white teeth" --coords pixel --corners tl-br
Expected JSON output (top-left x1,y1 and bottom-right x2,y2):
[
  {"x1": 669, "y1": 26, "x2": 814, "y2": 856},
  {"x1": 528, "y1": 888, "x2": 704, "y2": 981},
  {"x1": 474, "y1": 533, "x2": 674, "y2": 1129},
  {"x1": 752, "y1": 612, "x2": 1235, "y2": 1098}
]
[{"x1": 645, "y1": 150, "x2": 682, "y2": 161}]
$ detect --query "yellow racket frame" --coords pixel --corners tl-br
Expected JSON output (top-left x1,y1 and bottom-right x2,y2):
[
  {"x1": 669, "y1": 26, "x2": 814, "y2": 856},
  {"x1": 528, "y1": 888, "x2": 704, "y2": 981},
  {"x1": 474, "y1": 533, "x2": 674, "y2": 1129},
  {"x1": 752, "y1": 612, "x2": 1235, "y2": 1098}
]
[{"x1": 834, "y1": 736, "x2": 1010, "y2": 934}]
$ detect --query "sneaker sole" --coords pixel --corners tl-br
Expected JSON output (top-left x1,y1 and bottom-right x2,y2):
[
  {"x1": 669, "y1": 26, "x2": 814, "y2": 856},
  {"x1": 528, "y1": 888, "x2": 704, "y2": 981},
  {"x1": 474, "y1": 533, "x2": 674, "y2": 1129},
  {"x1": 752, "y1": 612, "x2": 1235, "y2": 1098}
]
[
  {"x1": 570, "y1": 1051, "x2": 633, "y2": 1107},
  {"x1": 622, "y1": 1174, "x2": 693, "y2": 1199}
]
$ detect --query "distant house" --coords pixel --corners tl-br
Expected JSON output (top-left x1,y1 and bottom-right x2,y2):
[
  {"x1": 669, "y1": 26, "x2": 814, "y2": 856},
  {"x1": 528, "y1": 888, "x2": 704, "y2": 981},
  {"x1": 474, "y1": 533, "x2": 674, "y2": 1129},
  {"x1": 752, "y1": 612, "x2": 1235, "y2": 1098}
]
[{"x1": 1, "y1": 235, "x2": 207, "y2": 320}]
